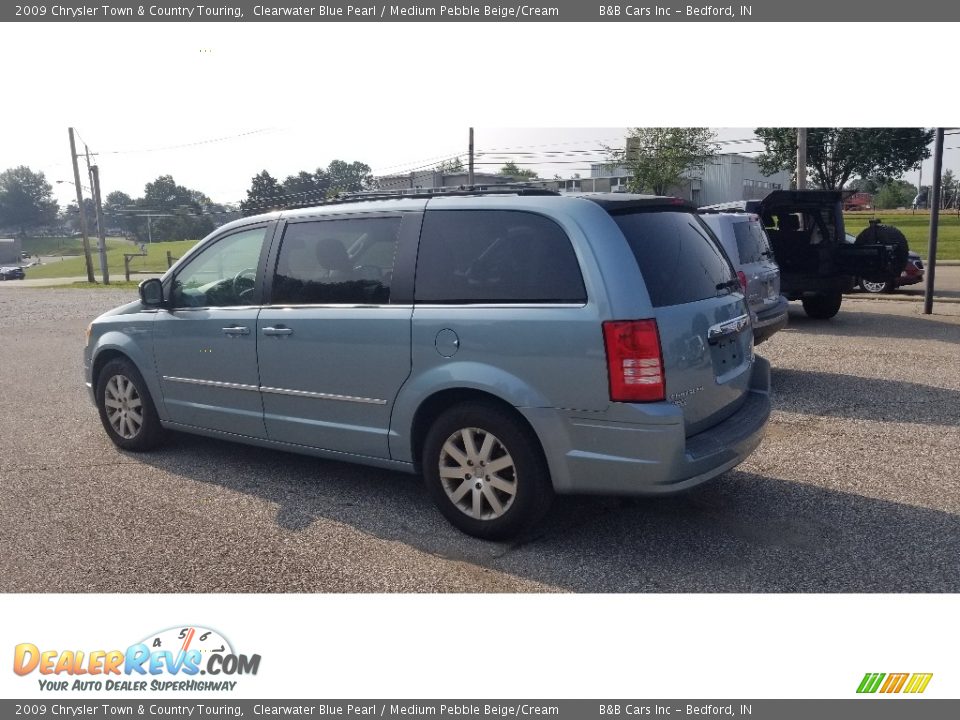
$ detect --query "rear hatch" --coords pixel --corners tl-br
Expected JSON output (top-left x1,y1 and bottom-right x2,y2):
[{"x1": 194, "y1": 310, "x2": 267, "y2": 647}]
[
  {"x1": 610, "y1": 208, "x2": 754, "y2": 436},
  {"x1": 731, "y1": 217, "x2": 781, "y2": 311},
  {"x1": 757, "y1": 190, "x2": 892, "y2": 278}
]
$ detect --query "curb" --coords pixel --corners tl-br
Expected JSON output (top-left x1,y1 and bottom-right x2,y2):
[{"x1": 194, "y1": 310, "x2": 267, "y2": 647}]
[{"x1": 844, "y1": 294, "x2": 960, "y2": 305}]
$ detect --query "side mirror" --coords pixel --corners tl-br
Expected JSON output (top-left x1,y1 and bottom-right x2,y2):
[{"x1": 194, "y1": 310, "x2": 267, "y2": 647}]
[{"x1": 139, "y1": 278, "x2": 165, "y2": 307}]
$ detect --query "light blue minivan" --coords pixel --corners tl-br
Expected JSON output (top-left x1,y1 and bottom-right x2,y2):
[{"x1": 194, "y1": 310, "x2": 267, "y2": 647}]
[{"x1": 84, "y1": 190, "x2": 771, "y2": 538}]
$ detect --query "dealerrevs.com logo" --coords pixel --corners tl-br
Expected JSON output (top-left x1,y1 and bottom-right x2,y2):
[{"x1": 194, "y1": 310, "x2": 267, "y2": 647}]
[
  {"x1": 13, "y1": 626, "x2": 261, "y2": 692},
  {"x1": 857, "y1": 672, "x2": 933, "y2": 694}
]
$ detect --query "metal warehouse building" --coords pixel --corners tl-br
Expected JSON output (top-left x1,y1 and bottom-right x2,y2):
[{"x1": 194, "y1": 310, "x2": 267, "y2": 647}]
[{"x1": 576, "y1": 153, "x2": 791, "y2": 206}]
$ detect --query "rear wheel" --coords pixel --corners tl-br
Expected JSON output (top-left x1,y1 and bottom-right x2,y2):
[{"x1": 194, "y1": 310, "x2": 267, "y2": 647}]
[
  {"x1": 95, "y1": 357, "x2": 165, "y2": 451},
  {"x1": 422, "y1": 402, "x2": 553, "y2": 540},
  {"x1": 860, "y1": 277, "x2": 895, "y2": 294},
  {"x1": 801, "y1": 292, "x2": 843, "y2": 319}
]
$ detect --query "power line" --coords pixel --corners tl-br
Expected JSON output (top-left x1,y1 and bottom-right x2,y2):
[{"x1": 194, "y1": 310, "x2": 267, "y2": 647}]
[{"x1": 96, "y1": 128, "x2": 276, "y2": 156}]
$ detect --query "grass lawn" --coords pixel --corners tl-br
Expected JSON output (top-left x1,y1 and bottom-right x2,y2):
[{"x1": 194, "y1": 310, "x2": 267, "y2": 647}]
[
  {"x1": 844, "y1": 211, "x2": 960, "y2": 261},
  {"x1": 21, "y1": 235, "x2": 128, "y2": 257},
  {"x1": 25, "y1": 240, "x2": 198, "y2": 279}
]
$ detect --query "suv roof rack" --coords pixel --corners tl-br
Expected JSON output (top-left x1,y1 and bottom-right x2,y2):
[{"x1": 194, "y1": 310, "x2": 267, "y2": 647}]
[{"x1": 328, "y1": 183, "x2": 561, "y2": 204}]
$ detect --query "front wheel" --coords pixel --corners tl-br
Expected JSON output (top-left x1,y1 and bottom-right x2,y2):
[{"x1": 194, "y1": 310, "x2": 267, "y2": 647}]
[
  {"x1": 801, "y1": 292, "x2": 843, "y2": 319},
  {"x1": 95, "y1": 357, "x2": 165, "y2": 451},
  {"x1": 422, "y1": 402, "x2": 553, "y2": 540}
]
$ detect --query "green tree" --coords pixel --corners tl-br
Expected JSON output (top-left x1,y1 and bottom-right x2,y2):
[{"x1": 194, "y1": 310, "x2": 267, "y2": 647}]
[
  {"x1": 436, "y1": 157, "x2": 465, "y2": 173},
  {"x1": 755, "y1": 128, "x2": 934, "y2": 190},
  {"x1": 499, "y1": 161, "x2": 538, "y2": 180},
  {"x1": 874, "y1": 181, "x2": 915, "y2": 209},
  {"x1": 104, "y1": 191, "x2": 138, "y2": 235},
  {"x1": 241, "y1": 170, "x2": 284, "y2": 216},
  {"x1": 0, "y1": 166, "x2": 59, "y2": 235},
  {"x1": 135, "y1": 175, "x2": 213, "y2": 242},
  {"x1": 326, "y1": 159, "x2": 374, "y2": 193},
  {"x1": 606, "y1": 128, "x2": 717, "y2": 195},
  {"x1": 939, "y1": 169, "x2": 957, "y2": 209},
  {"x1": 846, "y1": 177, "x2": 881, "y2": 194},
  {"x1": 62, "y1": 198, "x2": 97, "y2": 233},
  {"x1": 243, "y1": 161, "x2": 374, "y2": 214},
  {"x1": 280, "y1": 170, "x2": 327, "y2": 207}
]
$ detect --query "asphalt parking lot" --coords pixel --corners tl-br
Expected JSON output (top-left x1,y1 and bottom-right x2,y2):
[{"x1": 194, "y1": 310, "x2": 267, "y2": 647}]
[{"x1": 0, "y1": 286, "x2": 958, "y2": 592}]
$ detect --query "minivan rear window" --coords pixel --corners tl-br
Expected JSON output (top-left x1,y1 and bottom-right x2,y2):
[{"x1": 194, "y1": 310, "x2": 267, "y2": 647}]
[
  {"x1": 611, "y1": 211, "x2": 735, "y2": 307},
  {"x1": 733, "y1": 220, "x2": 773, "y2": 264}
]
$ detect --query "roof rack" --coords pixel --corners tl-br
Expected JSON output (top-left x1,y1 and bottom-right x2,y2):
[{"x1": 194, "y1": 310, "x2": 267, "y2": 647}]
[
  {"x1": 328, "y1": 183, "x2": 560, "y2": 204},
  {"x1": 698, "y1": 200, "x2": 758, "y2": 214}
]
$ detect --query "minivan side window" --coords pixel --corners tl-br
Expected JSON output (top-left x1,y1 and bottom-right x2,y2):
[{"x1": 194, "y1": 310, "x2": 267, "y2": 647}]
[
  {"x1": 733, "y1": 220, "x2": 773, "y2": 263},
  {"x1": 171, "y1": 227, "x2": 268, "y2": 308},
  {"x1": 415, "y1": 210, "x2": 586, "y2": 304},
  {"x1": 271, "y1": 216, "x2": 402, "y2": 305},
  {"x1": 612, "y1": 211, "x2": 734, "y2": 308}
]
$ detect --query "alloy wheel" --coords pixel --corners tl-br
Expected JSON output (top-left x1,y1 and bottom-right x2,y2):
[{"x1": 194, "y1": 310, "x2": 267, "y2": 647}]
[
  {"x1": 438, "y1": 427, "x2": 518, "y2": 520},
  {"x1": 861, "y1": 279, "x2": 888, "y2": 294},
  {"x1": 104, "y1": 374, "x2": 144, "y2": 439}
]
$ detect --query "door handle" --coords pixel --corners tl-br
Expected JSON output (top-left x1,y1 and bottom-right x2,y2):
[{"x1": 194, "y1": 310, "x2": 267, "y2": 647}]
[
  {"x1": 221, "y1": 325, "x2": 250, "y2": 336},
  {"x1": 262, "y1": 326, "x2": 294, "y2": 336},
  {"x1": 707, "y1": 314, "x2": 749, "y2": 345}
]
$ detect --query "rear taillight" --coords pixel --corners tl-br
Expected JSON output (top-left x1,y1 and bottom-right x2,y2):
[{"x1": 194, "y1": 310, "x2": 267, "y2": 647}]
[
  {"x1": 737, "y1": 271, "x2": 747, "y2": 291},
  {"x1": 602, "y1": 319, "x2": 665, "y2": 403}
]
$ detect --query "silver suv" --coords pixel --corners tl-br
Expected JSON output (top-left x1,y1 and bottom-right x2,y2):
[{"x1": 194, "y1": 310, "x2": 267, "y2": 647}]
[
  {"x1": 699, "y1": 212, "x2": 788, "y2": 344},
  {"x1": 84, "y1": 189, "x2": 771, "y2": 539}
]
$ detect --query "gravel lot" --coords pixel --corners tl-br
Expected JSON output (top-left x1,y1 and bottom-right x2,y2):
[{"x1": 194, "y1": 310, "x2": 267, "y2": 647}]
[{"x1": 0, "y1": 286, "x2": 957, "y2": 592}]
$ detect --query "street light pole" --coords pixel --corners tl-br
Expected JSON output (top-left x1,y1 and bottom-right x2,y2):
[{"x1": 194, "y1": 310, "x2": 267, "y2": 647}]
[{"x1": 90, "y1": 165, "x2": 110, "y2": 284}]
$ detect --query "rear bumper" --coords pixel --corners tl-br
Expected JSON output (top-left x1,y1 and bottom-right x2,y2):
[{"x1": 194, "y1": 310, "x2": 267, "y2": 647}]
[
  {"x1": 752, "y1": 297, "x2": 789, "y2": 344},
  {"x1": 782, "y1": 274, "x2": 854, "y2": 299},
  {"x1": 524, "y1": 356, "x2": 771, "y2": 495}
]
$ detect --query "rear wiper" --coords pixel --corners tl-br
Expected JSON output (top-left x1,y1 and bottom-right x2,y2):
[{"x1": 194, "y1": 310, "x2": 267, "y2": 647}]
[{"x1": 716, "y1": 279, "x2": 740, "y2": 294}]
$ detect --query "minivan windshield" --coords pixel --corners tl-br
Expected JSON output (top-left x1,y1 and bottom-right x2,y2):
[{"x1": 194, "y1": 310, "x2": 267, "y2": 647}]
[{"x1": 612, "y1": 210, "x2": 735, "y2": 307}]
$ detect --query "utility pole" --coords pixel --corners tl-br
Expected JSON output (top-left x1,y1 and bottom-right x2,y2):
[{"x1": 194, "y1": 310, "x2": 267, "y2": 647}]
[
  {"x1": 90, "y1": 165, "x2": 110, "y2": 284},
  {"x1": 916, "y1": 163, "x2": 923, "y2": 213},
  {"x1": 796, "y1": 128, "x2": 807, "y2": 190},
  {"x1": 68, "y1": 128, "x2": 96, "y2": 283},
  {"x1": 923, "y1": 128, "x2": 944, "y2": 315},
  {"x1": 468, "y1": 127, "x2": 475, "y2": 186}
]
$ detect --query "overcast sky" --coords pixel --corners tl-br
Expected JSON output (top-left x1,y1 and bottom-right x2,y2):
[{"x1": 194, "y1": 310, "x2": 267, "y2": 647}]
[{"x1": 0, "y1": 24, "x2": 954, "y2": 208}]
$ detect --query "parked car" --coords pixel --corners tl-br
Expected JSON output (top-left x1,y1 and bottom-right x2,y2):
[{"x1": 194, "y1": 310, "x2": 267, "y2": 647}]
[
  {"x1": 0, "y1": 266, "x2": 25, "y2": 280},
  {"x1": 699, "y1": 212, "x2": 788, "y2": 344},
  {"x1": 844, "y1": 230, "x2": 924, "y2": 294},
  {"x1": 701, "y1": 191, "x2": 900, "y2": 319},
  {"x1": 84, "y1": 189, "x2": 771, "y2": 539}
]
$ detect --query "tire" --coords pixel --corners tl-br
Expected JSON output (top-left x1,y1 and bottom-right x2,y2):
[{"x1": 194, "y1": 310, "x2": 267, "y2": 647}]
[
  {"x1": 856, "y1": 223, "x2": 909, "y2": 275},
  {"x1": 860, "y1": 277, "x2": 895, "y2": 294},
  {"x1": 95, "y1": 357, "x2": 165, "y2": 451},
  {"x1": 801, "y1": 292, "x2": 843, "y2": 319},
  {"x1": 422, "y1": 401, "x2": 553, "y2": 540}
]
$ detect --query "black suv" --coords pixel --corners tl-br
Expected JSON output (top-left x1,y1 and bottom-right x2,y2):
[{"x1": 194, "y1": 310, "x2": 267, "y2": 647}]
[{"x1": 701, "y1": 190, "x2": 897, "y2": 319}]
